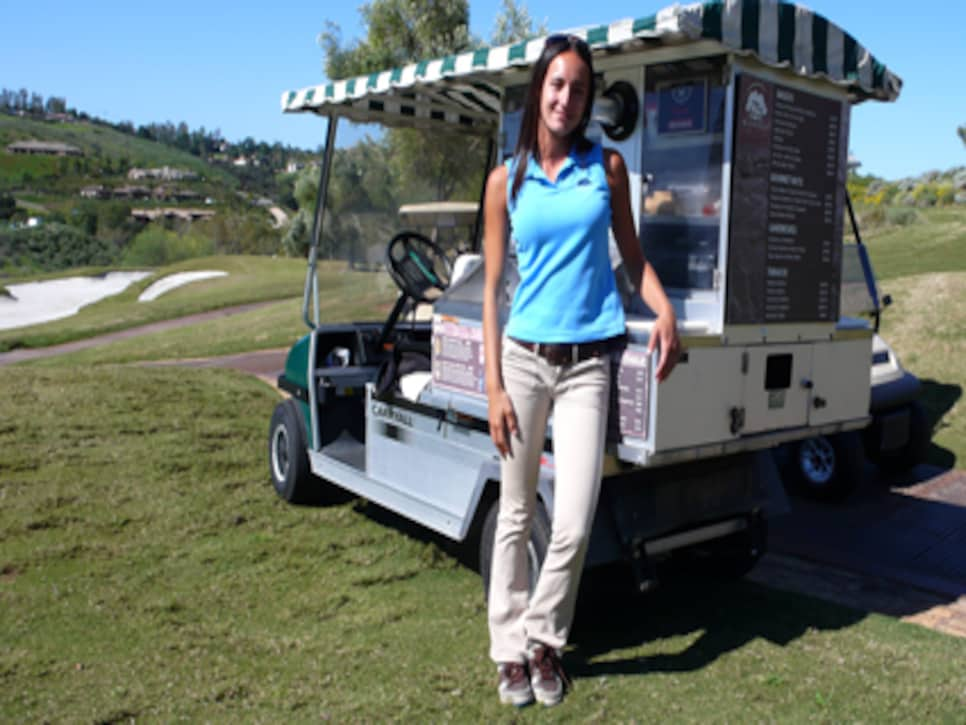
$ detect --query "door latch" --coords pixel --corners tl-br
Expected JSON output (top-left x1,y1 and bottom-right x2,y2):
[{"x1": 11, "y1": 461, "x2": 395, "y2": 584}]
[{"x1": 729, "y1": 406, "x2": 745, "y2": 434}]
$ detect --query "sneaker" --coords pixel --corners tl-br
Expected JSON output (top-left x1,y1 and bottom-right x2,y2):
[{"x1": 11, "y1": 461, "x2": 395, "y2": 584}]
[
  {"x1": 497, "y1": 662, "x2": 534, "y2": 707},
  {"x1": 528, "y1": 642, "x2": 569, "y2": 706}
]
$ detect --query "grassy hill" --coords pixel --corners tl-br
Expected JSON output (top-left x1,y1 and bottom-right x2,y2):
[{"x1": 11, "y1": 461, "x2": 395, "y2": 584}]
[
  {"x1": 0, "y1": 115, "x2": 238, "y2": 192},
  {"x1": 0, "y1": 115, "x2": 297, "y2": 274}
]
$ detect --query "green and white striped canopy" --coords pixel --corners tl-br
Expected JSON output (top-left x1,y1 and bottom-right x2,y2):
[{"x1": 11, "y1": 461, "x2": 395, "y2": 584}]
[{"x1": 282, "y1": 1, "x2": 901, "y2": 133}]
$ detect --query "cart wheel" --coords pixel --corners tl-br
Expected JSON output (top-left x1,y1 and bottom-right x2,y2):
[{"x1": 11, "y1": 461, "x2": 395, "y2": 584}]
[
  {"x1": 786, "y1": 431, "x2": 864, "y2": 502},
  {"x1": 268, "y1": 398, "x2": 317, "y2": 504},
  {"x1": 479, "y1": 496, "x2": 551, "y2": 601},
  {"x1": 868, "y1": 401, "x2": 931, "y2": 472}
]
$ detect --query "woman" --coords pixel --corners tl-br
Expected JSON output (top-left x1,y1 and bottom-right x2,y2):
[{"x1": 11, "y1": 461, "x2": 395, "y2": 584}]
[{"x1": 482, "y1": 35, "x2": 680, "y2": 707}]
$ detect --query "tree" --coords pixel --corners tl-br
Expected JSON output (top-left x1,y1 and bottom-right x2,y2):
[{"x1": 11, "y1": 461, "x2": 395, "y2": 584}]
[
  {"x1": 491, "y1": 0, "x2": 546, "y2": 45},
  {"x1": 318, "y1": 0, "x2": 492, "y2": 206},
  {"x1": 0, "y1": 193, "x2": 17, "y2": 221},
  {"x1": 319, "y1": 0, "x2": 472, "y2": 79},
  {"x1": 959, "y1": 124, "x2": 966, "y2": 147}
]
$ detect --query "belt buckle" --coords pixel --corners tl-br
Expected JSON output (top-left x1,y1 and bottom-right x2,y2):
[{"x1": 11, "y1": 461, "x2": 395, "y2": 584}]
[{"x1": 571, "y1": 343, "x2": 579, "y2": 364}]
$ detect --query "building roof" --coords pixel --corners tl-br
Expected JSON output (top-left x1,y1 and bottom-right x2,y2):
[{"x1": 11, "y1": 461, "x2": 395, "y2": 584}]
[{"x1": 6, "y1": 139, "x2": 83, "y2": 154}]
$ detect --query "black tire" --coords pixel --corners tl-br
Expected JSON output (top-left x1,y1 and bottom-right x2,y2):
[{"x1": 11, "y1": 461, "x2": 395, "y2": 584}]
[
  {"x1": 785, "y1": 431, "x2": 864, "y2": 502},
  {"x1": 868, "y1": 401, "x2": 931, "y2": 473},
  {"x1": 268, "y1": 398, "x2": 317, "y2": 504},
  {"x1": 479, "y1": 496, "x2": 551, "y2": 601}
]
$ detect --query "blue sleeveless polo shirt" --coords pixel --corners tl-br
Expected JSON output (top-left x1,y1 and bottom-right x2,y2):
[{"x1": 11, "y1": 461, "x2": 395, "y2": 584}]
[{"x1": 505, "y1": 142, "x2": 625, "y2": 344}]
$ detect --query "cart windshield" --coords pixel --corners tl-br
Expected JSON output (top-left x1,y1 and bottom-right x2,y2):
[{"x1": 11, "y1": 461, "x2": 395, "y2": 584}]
[{"x1": 304, "y1": 120, "x2": 489, "y2": 323}]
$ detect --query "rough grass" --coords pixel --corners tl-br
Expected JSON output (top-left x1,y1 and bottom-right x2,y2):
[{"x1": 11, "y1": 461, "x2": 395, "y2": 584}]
[
  {"x1": 1, "y1": 366, "x2": 963, "y2": 721},
  {"x1": 878, "y1": 271, "x2": 966, "y2": 467},
  {"x1": 861, "y1": 206, "x2": 966, "y2": 281},
  {"x1": 32, "y1": 284, "x2": 399, "y2": 367}
]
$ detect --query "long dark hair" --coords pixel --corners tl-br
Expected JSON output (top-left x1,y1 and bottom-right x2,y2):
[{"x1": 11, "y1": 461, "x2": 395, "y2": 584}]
[{"x1": 510, "y1": 34, "x2": 596, "y2": 202}]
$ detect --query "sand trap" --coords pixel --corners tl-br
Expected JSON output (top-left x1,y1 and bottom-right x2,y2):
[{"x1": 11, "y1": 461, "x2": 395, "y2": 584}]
[
  {"x1": 0, "y1": 271, "x2": 153, "y2": 331},
  {"x1": 138, "y1": 271, "x2": 228, "y2": 302}
]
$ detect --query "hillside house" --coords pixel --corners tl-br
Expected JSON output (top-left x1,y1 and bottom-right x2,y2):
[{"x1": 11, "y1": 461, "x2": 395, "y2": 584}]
[
  {"x1": 79, "y1": 185, "x2": 109, "y2": 199},
  {"x1": 6, "y1": 140, "x2": 82, "y2": 156},
  {"x1": 114, "y1": 185, "x2": 152, "y2": 200},
  {"x1": 131, "y1": 208, "x2": 215, "y2": 222},
  {"x1": 127, "y1": 166, "x2": 199, "y2": 181}
]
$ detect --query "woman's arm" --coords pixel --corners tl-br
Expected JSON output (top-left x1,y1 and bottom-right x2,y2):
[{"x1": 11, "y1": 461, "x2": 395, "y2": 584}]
[
  {"x1": 482, "y1": 164, "x2": 517, "y2": 456},
  {"x1": 604, "y1": 148, "x2": 680, "y2": 381}
]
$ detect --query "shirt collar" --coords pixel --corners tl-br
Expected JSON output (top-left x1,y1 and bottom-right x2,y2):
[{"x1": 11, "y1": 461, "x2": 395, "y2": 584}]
[{"x1": 525, "y1": 144, "x2": 585, "y2": 183}]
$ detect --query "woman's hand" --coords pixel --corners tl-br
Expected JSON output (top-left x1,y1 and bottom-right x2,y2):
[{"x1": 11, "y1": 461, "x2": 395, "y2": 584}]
[
  {"x1": 488, "y1": 387, "x2": 519, "y2": 458},
  {"x1": 649, "y1": 309, "x2": 680, "y2": 382}
]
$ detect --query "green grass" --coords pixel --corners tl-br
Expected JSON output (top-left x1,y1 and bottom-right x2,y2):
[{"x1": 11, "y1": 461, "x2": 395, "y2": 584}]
[
  {"x1": 878, "y1": 270, "x2": 966, "y2": 468},
  {"x1": 0, "y1": 255, "x2": 310, "y2": 352},
  {"x1": 1, "y1": 365, "x2": 963, "y2": 721},
  {"x1": 32, "y1": 283, "x2": 399, "y2": 366},
  {"x1": 859, "y1": 206, "x2": 966, "y2": 281},
  {"x1": 0, "y1": 150, "x2": 59, "y2": 185}
]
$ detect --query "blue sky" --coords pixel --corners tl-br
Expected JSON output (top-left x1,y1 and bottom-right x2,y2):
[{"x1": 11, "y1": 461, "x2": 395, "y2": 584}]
[{"x1": 3, "y1": 1, "x2": 963, "y2": 180}]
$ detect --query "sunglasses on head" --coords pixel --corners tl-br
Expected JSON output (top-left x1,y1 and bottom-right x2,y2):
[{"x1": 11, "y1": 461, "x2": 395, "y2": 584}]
[{"x1": 544, "y1": 33, "x2": 590, "y2": 51}]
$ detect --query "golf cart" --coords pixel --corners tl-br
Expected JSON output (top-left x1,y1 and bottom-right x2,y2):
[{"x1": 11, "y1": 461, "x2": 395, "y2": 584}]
[
  {"x1": 776, "y1": 211, "x2": 929, "y2": 501},
  {"x1": 270, "y1": 2, "x2": 902, "y2": 593}
]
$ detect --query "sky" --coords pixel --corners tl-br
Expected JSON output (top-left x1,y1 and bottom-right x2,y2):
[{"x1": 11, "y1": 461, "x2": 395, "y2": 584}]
[{"x1": 3, "y1": 0, "x2": 963, "y2": 180}]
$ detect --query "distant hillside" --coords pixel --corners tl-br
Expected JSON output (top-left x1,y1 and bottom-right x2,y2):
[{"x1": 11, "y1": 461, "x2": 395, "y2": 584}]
[
  {"x1": 0, "y1": 115, "x2": 238, "y2": 193},
  {"x1": 0, "y1": 114, "x2": 306, "y2": 275}
]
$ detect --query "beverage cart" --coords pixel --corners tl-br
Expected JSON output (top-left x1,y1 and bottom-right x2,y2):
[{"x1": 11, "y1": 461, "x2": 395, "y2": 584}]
[{"x1": 269, "y1": 1, "x2": 902, "y2": 592}]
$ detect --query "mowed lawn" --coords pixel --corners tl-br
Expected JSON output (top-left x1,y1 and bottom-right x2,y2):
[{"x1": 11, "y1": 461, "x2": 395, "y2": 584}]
[
  {"x1": 2, "y1": 207, "x2": 964, "y2": 719},
  {"x1": 1, "y1": 366, "x2": 964, "y2": 721}
]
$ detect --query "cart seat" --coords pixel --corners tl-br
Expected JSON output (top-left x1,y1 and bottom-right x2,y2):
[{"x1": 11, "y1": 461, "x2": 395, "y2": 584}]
[{"x1": 451, "y1": 253, "x2": 481, "y2": 287}]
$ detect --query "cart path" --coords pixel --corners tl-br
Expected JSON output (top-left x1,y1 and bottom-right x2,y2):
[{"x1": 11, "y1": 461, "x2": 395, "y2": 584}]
[{"x1": 0, "y1": 301, "x2": 278, "y2": 367}]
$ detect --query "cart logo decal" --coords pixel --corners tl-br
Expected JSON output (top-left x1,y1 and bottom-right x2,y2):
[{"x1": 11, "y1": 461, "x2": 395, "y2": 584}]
[{"x1": 372, "y1": 402, "x2": 413, "y2": 428}]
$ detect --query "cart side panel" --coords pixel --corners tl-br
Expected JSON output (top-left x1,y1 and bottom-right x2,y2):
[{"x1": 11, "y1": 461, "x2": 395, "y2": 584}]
[
  {"x1": 809, "y1": 335, "x2": 872, "y2": 426},
  {"x1": 648, "y1": 345, "x2": 744, "y2": 450},
  {"x1": 364, "y1": 388, "x2": 495, "y2": 539}
]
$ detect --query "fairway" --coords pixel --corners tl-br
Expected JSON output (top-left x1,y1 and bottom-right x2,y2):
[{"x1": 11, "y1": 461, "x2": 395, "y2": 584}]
[{"x1": 1, "y1": 365, "x2": 964, "y2": 720}]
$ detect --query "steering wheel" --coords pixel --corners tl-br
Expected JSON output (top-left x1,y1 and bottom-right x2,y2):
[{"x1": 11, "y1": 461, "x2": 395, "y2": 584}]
[{"x1": 385, "y1": 231, "x2": 452, "y2": 302}]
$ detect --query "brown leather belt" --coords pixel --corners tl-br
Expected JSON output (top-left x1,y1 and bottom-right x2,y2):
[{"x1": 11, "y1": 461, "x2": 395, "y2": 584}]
[{"x1": 509, "y1": 336, "x2": 624, "y2": 365}]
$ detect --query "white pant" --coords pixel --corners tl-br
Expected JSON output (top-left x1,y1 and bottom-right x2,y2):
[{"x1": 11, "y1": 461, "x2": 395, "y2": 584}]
[{"x1": 488, "y1": 337, "x2": 611, "y2": 663}]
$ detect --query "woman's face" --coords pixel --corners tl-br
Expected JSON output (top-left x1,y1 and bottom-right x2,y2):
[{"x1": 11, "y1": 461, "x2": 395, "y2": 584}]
[{"x1": 538, "y1": 49, "x2": 591, "y2": 140}]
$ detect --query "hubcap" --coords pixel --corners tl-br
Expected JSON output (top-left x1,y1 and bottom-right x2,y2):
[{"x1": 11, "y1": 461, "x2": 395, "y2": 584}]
[
  {"x1": 271, "y1": 424, "x2": 290, "y2": 482},
  {"x1": 799, "y1": 436, "x2": 835, "y2": 485}
]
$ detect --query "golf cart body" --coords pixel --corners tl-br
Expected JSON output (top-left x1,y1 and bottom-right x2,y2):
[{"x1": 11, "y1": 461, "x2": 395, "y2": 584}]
[
  {"x1": 776, "y1": 236, "x2": 929, "y2": 500},
  {"x1": 272, "y1": 2, "x2": 901, "y2": 584}
]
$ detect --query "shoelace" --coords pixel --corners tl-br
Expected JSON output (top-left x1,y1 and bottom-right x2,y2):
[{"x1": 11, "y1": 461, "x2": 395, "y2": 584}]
[
  {"x1": 532, "y1": 646, "x2": 573, "y2": 692},
  {"x1": 503, "y1": 662, "x2": 528, "y2": 685}
]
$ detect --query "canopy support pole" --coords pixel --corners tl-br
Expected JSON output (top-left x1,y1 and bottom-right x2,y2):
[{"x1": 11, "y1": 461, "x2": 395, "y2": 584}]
[
  {"x1": 302, "y1": 114, "x2": 339, "y2": 330},
  {"x1": 471, "y1": 138, "x2": 496, "y2": 253}
]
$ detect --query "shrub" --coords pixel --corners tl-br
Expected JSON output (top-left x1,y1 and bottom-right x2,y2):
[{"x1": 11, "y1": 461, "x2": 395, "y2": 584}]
[
  {"x1": 936, "y1": 184, "x2": 955, "y2": 205},
  {"x1": 885, "y1": 206, "x2": 919, "y2": 226},
  {"x1": 856, "y1": 204, "x2": 885, "y2": 229},
  {"x1": 911, "y1": 184, "x2": 938, "y2": 207},
  {"x1": 0, "y1": 222, "x2": 117, "y2": 272},
  {"x1": 121, "y1": 226, "x2": 214, "y2": 266}
]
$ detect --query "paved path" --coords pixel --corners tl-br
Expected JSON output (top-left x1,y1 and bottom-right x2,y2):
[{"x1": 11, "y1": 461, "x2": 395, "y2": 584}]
[
  {"x1": 0, "y1": 301, "x2": 278, "y2": 367},
  {"x1": 751, "y1": 466, "x2": 966, "y2": 638}
]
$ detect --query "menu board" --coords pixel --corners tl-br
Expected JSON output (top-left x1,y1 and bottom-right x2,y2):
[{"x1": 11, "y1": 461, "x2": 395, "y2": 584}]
[
  {"x1": 608, "y1": 348, "x2": 650, "y2": 440},
  {"x1": 431, "y1": 316, "x2": 486, "y2": 397},
  {"x1": 726, "y1": 73, "x2": 849, "y2": 324}
]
